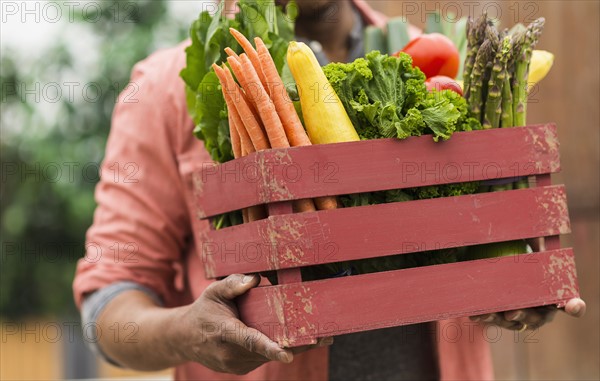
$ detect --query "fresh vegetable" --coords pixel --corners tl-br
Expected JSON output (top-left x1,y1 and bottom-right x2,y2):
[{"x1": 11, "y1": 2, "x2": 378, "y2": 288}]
[
  {"x1": 287, "y1": 41, "x2": 360, "y2": 144},
  {"x1": 386, "y1": 17, "x2": 411, "y2": 54},
  {"x1": 528, "y1": 50, "x2": 554, "y2": 87},
  {"x1": 464, "y1": 15, "x2": 546, "y2": 128},
  {"x1": 426, "y1": 76, "x2": 463, "y2": 95},
  {"x1": 212, "y1": 63, "x2": 268, "y2": 225},
  {"x1": 468, "y1": 240, "x2": 530, "y2": 260},
  {"x1": 311, "y1": 51, "x2": 482, "y2": 278},
  {"x1": 180, "y1": 0, "x2": 296, "y2": 163},
  {"x1": 216, "y1": 61, "x2": 270, "y2": 151},
  {"x1": 463, "y1": 15, "x2": 488, "y2": 99},
  {"x1": 467, "y1": 39, "x2": 493, "y2": 123},
  {"x1": 419, "y1": 11, "x2": 470, "y2": 80},
  {"x1": 255, "y1": 37, "x2": 311, "y2": 147},
  {"x1": 256, "y1": 37, "x2": 337, "y2": 211},
  {"x1": 512, "y1": 18, "x2": 545, "y2": 127},
  {"x1": 323, "y1": 51, "x2": 480, "y2": 142},
  {"x1": 462, "y1": 15, "x2": 547, "y2": 259},
  {"x1": 364, "y1": 25, "x2": 387, "y2": 54},
  {"x1": 483, "y1": 36, "x2": 511, "y2": 129},
  {"x1": 223, "y1": 33, "x2": 321, "y2": 214},
  {"x1": 399, "y1": 33, "x2": 460, "y2": 79}
]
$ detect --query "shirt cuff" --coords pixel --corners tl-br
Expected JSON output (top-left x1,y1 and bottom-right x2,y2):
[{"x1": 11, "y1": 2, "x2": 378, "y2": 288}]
[{"x1": 81, "y1": 281, "x2": 163, "y2": 367}]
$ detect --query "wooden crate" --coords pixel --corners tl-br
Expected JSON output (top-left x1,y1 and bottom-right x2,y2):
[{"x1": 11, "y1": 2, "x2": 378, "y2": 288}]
[{"x1": 192, "y1": 123, "x2": 580, "y2": 347}]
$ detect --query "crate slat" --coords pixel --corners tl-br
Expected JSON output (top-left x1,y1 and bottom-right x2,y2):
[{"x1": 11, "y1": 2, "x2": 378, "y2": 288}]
[
  {"x1": 201, "y1": 185, "x2": 571, "y2": 278},
  {"x1": 194, "y1": 124, "x2": 560, "y2": 218},
  {"x1": 237, "y1": 248, "x2": 579, "y2": 347}
]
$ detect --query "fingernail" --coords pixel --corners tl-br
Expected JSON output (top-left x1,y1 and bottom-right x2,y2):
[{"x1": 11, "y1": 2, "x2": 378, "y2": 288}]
[
  {"x1": 483, "y1": 315, "x2": 495, "y2": 323},
  {"x1": 571, "y1": 305, "x2": 581, "y2": 316},
  {"x1": 278, "y1": 352, "x2": 291, "y2": 363},
  {"x1": 242, "y1": 275, "x2": 256, "y2": 284},
  {"x1": 508, "y1": 311, "x2": 524, "y2": 321},
  {"x1": 320, "y1": 337, "x2": 334, "y2": 346}
]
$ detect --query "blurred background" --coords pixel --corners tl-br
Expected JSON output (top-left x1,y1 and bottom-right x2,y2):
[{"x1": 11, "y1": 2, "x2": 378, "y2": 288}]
[{"x1": 1, "y1": 0, "x2": 598, "y2": 380}]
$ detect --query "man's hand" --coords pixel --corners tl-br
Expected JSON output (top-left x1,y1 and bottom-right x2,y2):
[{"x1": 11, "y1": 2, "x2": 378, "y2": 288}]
[
  {"x1": 470, "y1": 297, "x2": 586, "y2": 331},
  {"x1": 173, "y1": 274, "x2": 332, "y2": 375},
  {"x1": 95, "y1": 274, "x2": 331, "y2": 373}
]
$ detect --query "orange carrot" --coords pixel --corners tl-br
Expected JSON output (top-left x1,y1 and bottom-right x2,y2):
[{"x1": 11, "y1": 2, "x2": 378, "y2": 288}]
[
  {"x1": 212, "y1": 63, "x2": 270, "y2": 151},
  {"x1": 213, "y1": 64, "x2": 257, "y2": 154},
  {"x1": 224, "y1": 47, "x2": 239, "y2": 60},
  {"x1": 227, "y1": 114, "x2": 250, "y2": 223},
  {"x1": 228, "y1": 113, "x2": 242, "y2": 159},
  {"x1": 237, "y1": 55, "x2": 316, "y2": 212},
  {"x1": 255, "y1": 37, "x2": 311, "y2": 147},
  {"x1": 226, "y1": 56, "x2": 265, "y2": 131},
  {"x1": 255, "y1": 38, "x2": 337, "y2": 210},
  {"x1": 238, "y1": 53, "x2": 289, "y2": 149},
  {"x1": 229, "y1": 28, "x2": 268, "y2": 88},
  {"x1": 217, "y1": 65, "x2": 267, "y2": 222}
]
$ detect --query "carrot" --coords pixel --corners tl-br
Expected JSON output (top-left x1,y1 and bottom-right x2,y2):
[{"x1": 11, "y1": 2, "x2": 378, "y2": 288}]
[
  {"x1": 228, "y1": 113, "x2": 242, "y2": 159},
  {"x1": 255, "y1": 37, "x2": 311, "y2": 147},
  {"x1": 230, "y1": 54, "x2": 316, "y2": 212},
  {"x1": 213, "y1": 64, "x2": 258, "y2": 154},
  {"x1": 226, "y1": 56, "x2": 265, "y2": 131},
  {"x1": 212, "y1": 63, "x2": 270, "y2": 151},
  {"x1": 255, "y1": 39, "x2": 338, "y2": 210},
  {"x1": 238, "y1": 55, "x2": 316, "y2": 212},
  {"x1": 229, "y1": 28, "x2": 268, "y2": 88},
  {"x1": 217, "y1": 66, "x2": 268, "y2": 222},
  {"x1": 238, "y1": 53, "x2": 289, "y2": 149},
  {"x1": 224, "y1": 47, "x2": 239, "y2": 60},
  {"x1": 228, "y1": 114, "x2": 250, "y2": 222},
  {"x1": 216, "y1": 66, "x2": 252, "y2": 152}
]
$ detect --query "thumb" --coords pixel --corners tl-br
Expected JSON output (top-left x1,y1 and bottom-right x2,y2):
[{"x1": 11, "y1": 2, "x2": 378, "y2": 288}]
[{"x1": 207, "y1": 274, "x2": 260, "y2": 302}]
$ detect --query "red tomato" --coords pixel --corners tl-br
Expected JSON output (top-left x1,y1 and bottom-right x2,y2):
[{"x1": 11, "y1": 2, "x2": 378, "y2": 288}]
[
  {"x1": 398, "y1": 33, "x2": 460, "y2": 79},
  {"x1": 425, "y1": 75, "x2": 463, "y2": 95}
]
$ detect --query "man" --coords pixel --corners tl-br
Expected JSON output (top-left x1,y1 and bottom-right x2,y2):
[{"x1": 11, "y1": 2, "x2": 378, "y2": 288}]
[{"x1": 73, "y1": 1, "x2": 586, "y2": 380}]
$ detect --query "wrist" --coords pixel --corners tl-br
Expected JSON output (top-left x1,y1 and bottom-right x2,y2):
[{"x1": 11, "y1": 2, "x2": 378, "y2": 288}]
[
  {"x1": 161, "y1": 304, "x2": 194, "y2": 365},
  {"x1": 134, "y1": 303, "x2": 191, "y2": 368}
]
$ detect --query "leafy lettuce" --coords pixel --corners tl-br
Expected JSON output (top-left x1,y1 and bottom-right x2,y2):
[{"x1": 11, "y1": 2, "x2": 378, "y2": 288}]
[{"x1": 323, "y1": 51, "x2": 482, "y2": 142}]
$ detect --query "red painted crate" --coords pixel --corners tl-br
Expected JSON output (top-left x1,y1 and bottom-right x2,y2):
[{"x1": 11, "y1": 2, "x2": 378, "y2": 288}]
[{"x1": 192, "y1": 123, "x2": 580, "y2": 347}]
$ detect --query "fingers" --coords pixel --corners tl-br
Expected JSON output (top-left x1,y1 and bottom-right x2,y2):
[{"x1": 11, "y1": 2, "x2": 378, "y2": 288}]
[
  {"x1": 205, "y1": 274, "x2": 260, "y2": 302},
  {"x1": 503, "y1": 307, "x2": 556, "y2": 329},
  {"x1": 565, "y1": 298, "x2": 586, "y2": 318},
  {"x1": 471, "y1": 306, "x2": 558, "y2": 331},
  {"x1": 471, "y1": 313, "x2": 520, "y2": 330},
  {"x1": 290, "y1": 337, "x2": 334, "y2": 355},
  {"x1": 223, "y1": 319, "x2": 293, "y2": 364}
]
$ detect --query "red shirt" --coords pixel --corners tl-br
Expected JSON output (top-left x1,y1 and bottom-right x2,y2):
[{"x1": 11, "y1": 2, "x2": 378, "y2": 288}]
[{"x1": 73, "y1": 1, "x2": 493, "y2": 379}]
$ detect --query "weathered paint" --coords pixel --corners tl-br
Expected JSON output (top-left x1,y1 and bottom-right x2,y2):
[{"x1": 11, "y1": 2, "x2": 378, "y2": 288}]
[
  {"x1": 194, "y1": 124, "x2": 561, "y2": 218},
  {"x1": 203, "y1": 185, "x2": 572, "y2": 278},
  {"x1": 192, "y1": 123, "x2": 580, "y2": 348},
  {"x1": 238, "y1": 249, "x2": 580, "y2": 347}
]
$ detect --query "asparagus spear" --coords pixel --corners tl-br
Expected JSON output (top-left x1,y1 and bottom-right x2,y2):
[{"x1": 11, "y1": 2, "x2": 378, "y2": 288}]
[
  {"x1": 501, "y1": 75, "x2": 514, "y2": 128},
  {"x1": 484, "y1": 36, "x2": 512, "y2": 129},
  {"x1": 468, "y1": 39, "x2": 494, "y2": 123},
  {"x1": 463, "y1": 14, "x2": 489, "y2": 100},
  {"x1": 480, "y1": 26, "x2": 500, "y2": 120},
  {"x1": 512, "y1": 17, "x2": 545, "y2": 127}
]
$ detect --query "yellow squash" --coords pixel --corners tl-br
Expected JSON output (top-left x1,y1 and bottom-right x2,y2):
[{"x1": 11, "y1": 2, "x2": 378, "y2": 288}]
[
  {"x1": 287, "y1": 41, "x2": 360, "y2": 144},
  {"x1": 528, "y1": 50, "x2": 554, "y2": 87}
]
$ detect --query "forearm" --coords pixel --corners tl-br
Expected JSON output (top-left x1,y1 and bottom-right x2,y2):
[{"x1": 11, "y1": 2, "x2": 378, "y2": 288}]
[{"x1": 95, "y1": 289, "x2": 188, "y2": 371}]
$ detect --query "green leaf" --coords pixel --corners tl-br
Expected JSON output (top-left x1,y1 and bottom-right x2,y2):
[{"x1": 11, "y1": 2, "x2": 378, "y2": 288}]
[{"x1": 194, "y1": 70, "x2": 232, "y2": 162}]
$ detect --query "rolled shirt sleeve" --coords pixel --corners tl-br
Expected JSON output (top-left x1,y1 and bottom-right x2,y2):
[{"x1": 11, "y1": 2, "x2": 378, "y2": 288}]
[{"x1": 73, "y1": 43, "x2": 195, "y2": 309}]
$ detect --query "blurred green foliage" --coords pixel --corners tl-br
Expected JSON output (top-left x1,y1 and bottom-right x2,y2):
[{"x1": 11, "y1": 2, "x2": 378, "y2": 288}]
[{"x1": 1, "y1": 0, "x2": 190, "y2": 319}]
